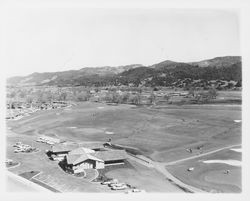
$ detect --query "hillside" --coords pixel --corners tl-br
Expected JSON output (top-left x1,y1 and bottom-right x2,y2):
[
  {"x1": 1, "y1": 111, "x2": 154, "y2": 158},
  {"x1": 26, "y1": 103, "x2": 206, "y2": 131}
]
[
  {"x1": 189, "y1": 56, "x2": 241, "y2": 68},
  {"x1": 7, "y1": 56, "x2": 241, "y2": 88},
  {"x1": 7, "y1": 64, "x2": 142, "y2": 87}
]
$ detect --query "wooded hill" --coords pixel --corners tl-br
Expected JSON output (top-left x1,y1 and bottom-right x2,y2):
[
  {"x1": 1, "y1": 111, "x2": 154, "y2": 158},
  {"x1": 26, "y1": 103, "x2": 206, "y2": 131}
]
[{"x1": 7, "y1": 56, "x2": 241, "y2": 89}]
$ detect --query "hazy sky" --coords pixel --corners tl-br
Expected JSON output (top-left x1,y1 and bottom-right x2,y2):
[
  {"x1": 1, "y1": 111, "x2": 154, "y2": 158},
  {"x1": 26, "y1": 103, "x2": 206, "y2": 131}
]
[{"x1": 3, "y1": 7, "x2": 240, "y2": 77}]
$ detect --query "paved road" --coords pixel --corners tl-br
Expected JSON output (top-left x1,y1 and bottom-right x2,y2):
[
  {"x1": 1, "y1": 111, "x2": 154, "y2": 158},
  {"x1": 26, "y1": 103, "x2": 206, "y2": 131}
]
[{"x1": 164, "y1": 144, "x2": 241, "y2": 166}]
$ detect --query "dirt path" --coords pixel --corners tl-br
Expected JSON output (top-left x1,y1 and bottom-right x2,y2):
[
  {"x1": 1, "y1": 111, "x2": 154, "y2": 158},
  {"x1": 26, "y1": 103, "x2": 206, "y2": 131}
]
[{"x1": 164, "y1": 144, "x2": 241, "y2": 166}]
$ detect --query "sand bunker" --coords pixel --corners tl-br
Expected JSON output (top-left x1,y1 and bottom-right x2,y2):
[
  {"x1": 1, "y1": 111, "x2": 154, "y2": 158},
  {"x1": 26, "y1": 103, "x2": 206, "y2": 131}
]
[
  {"x1": 234, "y1": 120, "x2": 241, "y2": 123},
  {"x1": 68, "y1": 127, "x2": 77, "y2": 129},
  {"x1": 97, "y1": 107, "x2": 104, "y2": 109},
  {"x1": 105, "y1": 131, "x2": 114, "y2": 135},
  {"x1": 203, "y1": 160, "x2": 241, "y2": 167},
  {"x1": 230, "y1": 148, "x2": 242, "y2": 153},
  {"x1": 56, "y1": 113, "x2": 60, "y2": 115}
]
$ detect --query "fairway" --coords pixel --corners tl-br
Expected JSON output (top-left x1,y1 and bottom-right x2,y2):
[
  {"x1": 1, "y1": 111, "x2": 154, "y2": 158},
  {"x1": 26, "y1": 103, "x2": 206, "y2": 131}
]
[
  {"x1": 7, "y1": 102, "x2": 241, "y2": 162},
  {"x1": 6, "y1": 101, "x2": 241, "y2": 192},
  {"x1": 166, "y1": 147, "x2": 242, "y2": 193}
]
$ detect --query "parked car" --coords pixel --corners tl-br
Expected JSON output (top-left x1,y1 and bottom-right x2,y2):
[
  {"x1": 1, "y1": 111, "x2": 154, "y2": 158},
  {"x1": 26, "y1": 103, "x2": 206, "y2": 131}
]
[
  {"x1": 108, "y1": 183, "x2": 126, "y2": 187},
  {"x1": 14, "y1": 149, "x2": 22, "y2": 153},
  {"x1": 126, "y1": 188, "x2": 145, "y2": 193},
  {"x1": 131, "y1": 188, "x2": 144, "y2": 192},
  {"x1": 101, "y1": 179, "x2": 118, "y2": 185},
  {"x1": 111, "y1": 185, "x2": 128, "y2": 190}
]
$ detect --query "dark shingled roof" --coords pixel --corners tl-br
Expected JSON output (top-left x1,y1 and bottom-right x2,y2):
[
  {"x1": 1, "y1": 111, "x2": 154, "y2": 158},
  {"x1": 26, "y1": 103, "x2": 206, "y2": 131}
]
[{"x1": 93, "y1": 150, "x2": 127, "y2": 161}]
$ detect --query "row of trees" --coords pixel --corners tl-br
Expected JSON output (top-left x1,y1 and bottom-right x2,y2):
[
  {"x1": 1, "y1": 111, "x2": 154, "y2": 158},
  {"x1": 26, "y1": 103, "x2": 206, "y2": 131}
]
[
  {"x1": 7, "y1": 88, "x2": 92, "y2": 103},
  {"x1": 7, "y1": 85, "x2": 219, "y2": 106}
]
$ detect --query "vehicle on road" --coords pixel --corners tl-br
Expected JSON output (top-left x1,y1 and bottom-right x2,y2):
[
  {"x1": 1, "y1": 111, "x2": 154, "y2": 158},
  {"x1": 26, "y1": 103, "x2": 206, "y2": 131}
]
[{"x1": 187, "y1": 167, "x2": 194, "y2": 172}]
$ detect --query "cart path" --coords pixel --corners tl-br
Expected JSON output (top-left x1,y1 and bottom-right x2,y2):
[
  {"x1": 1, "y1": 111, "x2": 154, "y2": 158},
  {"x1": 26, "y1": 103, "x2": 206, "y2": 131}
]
[
  {"x1": 124, "y1": 143, "x2": 241, "y2": 193},
  {"x1": 152, "y1": 161, "x2": 205, "y2": 193},
  {"x1": 164, "y1": 144, "x2": 241, "y2": 166}
]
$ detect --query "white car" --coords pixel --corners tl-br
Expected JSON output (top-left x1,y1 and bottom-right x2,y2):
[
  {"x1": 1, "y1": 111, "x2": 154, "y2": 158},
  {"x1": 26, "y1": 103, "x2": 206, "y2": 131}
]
[
  {"x1": 131, "y1": 188, "x2": 144, "y2": 192},
  {"x1": 111, "y1": 185, "x2": 128, "y2": 190},
  {"x1": 101, "y1": 179, "x2": 118, "y2": 185},
  {"x1": 126, "y1": 189, "x2": 145, "y2": 193},
  {"x1": 5, "y1": 159, "x2": 13, "y2": 163},
  {"x1": 14, "y1": 149, "x2": 22, "y2": 153},
  {"x1": 109, "y1": 183, "x2": 126, "y2": 187},
  {"x1": 187, "y1": 167, "x2": 194, "y2": 172}
]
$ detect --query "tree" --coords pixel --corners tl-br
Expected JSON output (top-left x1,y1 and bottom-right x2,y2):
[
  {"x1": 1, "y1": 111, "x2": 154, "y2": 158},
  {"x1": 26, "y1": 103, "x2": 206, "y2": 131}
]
[
  {"x1": 128, "y1": 94, "x2": 140, "y2": 105},
  {"x1": 26, "y1": 96, "x2": 33, "y2": 104},
  {"x1": 43, "y1": 91, "x2": 53, "y2": 103},
  {"x1": 188, "y1": 87, "x2": 195, "y2": 97},
  {"x1": 235, "y1": 80, "x2": 242, "y2": 87},
  {"x1": 208, "y1": 88, "x2": 217, "y2": 99},
  {"x1": 59, "y1": 92, "x2": 67, "y2": 101},
  {"x1": 110, "y1": 92, "x2": 119, "y2": 103},
  {"x1": 148, "y1": 92, "x2": 156, "y2": 104},
  {"x1": 76, "y1": 91, "x2": 90, "y2": 101},
  {"x1": 163, "y1": 94, "x2": 171, "y2": 102},
  {"x1": 19, "y1": 91, "x2": 26, "y2": 99},
  {"x1": 35, "y1": 90, "x2": 44, "y2": 103},
  {"x1": 118, "y1": 92, "x2": 129, "y2": 104},
  {"x1": 7, "y1": 91, "x2": 16, "y2": 99}
]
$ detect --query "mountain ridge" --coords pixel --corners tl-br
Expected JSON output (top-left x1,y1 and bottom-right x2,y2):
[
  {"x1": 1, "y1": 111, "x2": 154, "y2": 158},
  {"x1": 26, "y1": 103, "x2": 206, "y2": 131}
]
[{"x1": 7, "y1": 56, "x2": 241, "y2": 87}]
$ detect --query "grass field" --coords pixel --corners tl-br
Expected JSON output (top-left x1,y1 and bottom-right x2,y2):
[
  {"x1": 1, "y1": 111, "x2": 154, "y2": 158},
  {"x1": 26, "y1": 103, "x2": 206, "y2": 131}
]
[
  {"x1": 166, "y1": 147, "x2": 242, "y2": 193},
  {"x1": 6, "y1": 91, "x2": 241, "y2": 192}
]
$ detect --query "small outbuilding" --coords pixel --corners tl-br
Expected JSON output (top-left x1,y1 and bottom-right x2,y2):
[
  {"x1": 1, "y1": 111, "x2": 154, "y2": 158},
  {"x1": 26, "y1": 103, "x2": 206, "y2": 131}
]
[{"x1": 48, "y1": 144, "x2": 79, "y2": 160}]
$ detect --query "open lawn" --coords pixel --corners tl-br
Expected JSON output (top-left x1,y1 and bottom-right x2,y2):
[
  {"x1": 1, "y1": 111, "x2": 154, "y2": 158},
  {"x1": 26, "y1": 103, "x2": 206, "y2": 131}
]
[{"x1": 7, "y1": 102, "x2": 241, "y2": 162}]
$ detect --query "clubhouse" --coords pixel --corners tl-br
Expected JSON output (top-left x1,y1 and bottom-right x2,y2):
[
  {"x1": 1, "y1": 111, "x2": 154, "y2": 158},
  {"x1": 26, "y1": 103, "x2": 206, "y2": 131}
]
[{"x1": 49, "y1": 144, "x2": 127, "y2": 173}]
